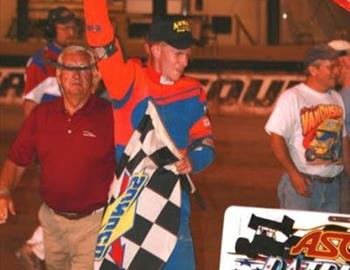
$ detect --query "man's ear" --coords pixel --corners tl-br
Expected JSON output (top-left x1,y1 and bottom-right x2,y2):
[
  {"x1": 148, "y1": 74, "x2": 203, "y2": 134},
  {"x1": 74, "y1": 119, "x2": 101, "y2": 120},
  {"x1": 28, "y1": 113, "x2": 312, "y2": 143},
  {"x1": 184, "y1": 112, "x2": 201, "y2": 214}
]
[
  {"x1": 150, "y1": 43, "x2": 162, "y2": 59},
  {"x1": 56, "y1": 70, "x2": 63, "y2": 93},
  {"x1": 91, "y1": 70, "x2": 101, "y2": 94},
  {"x1": 307, "y1": 65, "x2": 318, "y2": 76},
  {"x1": 57, "y1": 80, "x2": 64, "y2": 95},
  {"x1": 144, "y1": 42, "x2": 151, "y2": 56}
]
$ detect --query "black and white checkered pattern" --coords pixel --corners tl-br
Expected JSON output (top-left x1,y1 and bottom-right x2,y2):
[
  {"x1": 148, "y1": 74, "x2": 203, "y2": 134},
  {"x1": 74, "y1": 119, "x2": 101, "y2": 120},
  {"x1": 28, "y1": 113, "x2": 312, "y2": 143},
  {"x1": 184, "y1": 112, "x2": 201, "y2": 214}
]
[{"x1": 95, "y1": 101, "x2": 194, "y2": 270}]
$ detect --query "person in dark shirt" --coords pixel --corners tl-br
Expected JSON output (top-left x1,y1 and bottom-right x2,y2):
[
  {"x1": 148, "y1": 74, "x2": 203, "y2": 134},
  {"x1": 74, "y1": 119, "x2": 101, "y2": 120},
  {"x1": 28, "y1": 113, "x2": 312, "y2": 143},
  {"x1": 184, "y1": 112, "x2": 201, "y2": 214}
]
[
  {"x1": 17, "y1": 8, "x2": 78, "y2": 268},
  {"x1": 0, "y1": 45, "x2": 116, "y2": 270}
]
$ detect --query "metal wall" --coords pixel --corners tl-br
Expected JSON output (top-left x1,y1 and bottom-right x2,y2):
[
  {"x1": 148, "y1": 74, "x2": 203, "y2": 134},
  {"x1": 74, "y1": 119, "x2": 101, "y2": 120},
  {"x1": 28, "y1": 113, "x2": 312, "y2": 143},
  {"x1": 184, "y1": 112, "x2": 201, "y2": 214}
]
[{"x1": 0, "y1": 0, "x2": 349, "y2": 44}]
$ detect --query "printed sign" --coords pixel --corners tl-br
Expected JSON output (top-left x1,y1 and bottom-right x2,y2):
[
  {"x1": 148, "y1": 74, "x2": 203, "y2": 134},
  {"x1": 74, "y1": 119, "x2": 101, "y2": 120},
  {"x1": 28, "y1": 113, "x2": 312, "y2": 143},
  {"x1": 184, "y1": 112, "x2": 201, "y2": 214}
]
[
  {"x1": 220, "y1": 205, "x2": 350, "y2": 270},
  {"x1": 0, "y1": 67, "x2": 304, "y2": 114}
]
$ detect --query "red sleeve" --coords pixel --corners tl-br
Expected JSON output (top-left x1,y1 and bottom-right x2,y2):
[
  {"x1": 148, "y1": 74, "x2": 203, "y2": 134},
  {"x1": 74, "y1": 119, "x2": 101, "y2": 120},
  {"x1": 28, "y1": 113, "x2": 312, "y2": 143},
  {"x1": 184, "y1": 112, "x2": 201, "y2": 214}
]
[
  {"x1": 8, "y1": 109, "x2": 38, "y2": 166},
  {"x1": 190, "y1": 115, "x2": 213, "y2": 141},
  {"x1": 84, "y1": 0, "x2": 114, "y2": 46},
  {"x1": 24, "y1": 62, "x2": 47, "y2": 95},
  {"x1": 84, "y1": 0, "x2": 138, "y2": 100}
]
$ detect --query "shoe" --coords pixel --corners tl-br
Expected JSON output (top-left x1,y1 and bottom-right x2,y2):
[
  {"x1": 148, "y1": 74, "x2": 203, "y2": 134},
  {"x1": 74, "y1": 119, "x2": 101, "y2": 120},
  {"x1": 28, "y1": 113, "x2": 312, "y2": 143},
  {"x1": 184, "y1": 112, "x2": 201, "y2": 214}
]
[{"x1": 15, "y1": 243, "x2": 46, "y2": 270}]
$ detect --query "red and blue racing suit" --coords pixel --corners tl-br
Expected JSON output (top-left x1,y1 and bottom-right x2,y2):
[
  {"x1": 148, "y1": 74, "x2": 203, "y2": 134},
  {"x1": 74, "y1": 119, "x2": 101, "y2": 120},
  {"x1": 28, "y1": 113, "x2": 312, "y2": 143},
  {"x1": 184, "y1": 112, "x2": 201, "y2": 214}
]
[
  {"x1": 85, "y1": 1, "x2": 215, "y2": 268},
  {"x1": 23, "y1": 42, "x2": 62, "y2": 103}
]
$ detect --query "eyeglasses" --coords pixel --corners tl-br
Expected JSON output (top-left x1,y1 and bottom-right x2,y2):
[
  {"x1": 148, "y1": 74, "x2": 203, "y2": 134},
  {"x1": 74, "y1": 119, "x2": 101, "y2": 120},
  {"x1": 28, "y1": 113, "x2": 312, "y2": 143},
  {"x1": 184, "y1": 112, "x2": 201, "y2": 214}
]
[{"x1": 57, "y1": 63, "x2": 95, "y2": 71}]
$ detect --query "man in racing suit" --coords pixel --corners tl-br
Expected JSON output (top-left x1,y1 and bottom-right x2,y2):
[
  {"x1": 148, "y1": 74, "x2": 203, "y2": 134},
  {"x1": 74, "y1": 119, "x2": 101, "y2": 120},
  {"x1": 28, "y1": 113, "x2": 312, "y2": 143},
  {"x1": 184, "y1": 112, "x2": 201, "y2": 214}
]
[
  {"x1": 84, "y1": 0, "x2": 215, "y2": 269},
  {"x1": 23, "y1": 6, "x2": 77, "y2": 116}
]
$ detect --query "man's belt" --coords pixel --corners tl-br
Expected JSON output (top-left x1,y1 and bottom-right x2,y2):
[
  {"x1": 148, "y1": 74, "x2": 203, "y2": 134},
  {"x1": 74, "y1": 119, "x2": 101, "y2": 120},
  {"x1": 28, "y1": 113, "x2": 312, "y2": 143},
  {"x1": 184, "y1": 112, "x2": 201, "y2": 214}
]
[
  {"x1": 51, "y1": 207, "x2": 103, "y2": 220},
  {"x1": 303, "y1": 171, "x2": 344, "y2": 184}
]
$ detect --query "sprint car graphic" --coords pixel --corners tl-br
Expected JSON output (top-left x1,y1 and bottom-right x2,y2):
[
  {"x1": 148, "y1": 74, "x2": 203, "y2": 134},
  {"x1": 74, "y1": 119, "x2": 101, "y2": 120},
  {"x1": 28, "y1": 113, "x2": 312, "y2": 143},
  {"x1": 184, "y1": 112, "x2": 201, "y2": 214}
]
[
  {"x1": 220, "y1": 206, "x2": 350, "y2": 270},
  {"x1": 305, "y1": 119, "x2": 342, "y2": 162},
  {"x1": 234, "y1": 214, "x2": 350, "y2": 262},
  {"x1": 234, "y1": 214, "x2": 300, "y2": 259}
]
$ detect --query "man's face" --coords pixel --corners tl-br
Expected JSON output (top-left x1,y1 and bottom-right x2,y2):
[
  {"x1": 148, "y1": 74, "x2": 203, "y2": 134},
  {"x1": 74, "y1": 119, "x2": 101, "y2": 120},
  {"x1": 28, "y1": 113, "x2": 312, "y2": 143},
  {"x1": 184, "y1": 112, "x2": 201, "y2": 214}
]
[
  {"x1": 57, "y1": 51, "x2": 93, "y2": 100},
  {"x1": 156, "y1": 43, "x2": 192, "y2": 82},
  {"x1": 337, "y1": 55, "x2": 350, "y2": 86},
  {"x1": 311, "y1": 59, "x2": 340, "y2": 90},
  {"x1": 55, "y1": 21, "x2": 77, "y2": 47}
]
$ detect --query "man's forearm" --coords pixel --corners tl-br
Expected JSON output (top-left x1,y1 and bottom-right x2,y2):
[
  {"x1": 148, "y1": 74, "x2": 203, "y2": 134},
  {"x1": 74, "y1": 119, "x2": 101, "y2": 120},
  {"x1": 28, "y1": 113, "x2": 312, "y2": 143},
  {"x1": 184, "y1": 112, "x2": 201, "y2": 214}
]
[
  {"x1": 0, "y1": 159, "x2": 25, "y2": 194},
  {"x1": 270, "y1": 133, "x2": 300, "y2": 176}
]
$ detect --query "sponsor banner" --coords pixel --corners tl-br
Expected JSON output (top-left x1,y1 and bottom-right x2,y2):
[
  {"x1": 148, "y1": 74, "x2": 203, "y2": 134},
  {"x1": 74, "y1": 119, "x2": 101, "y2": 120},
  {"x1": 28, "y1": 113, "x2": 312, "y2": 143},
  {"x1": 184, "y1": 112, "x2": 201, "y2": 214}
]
[
  {"x1": 0, "y1": 67, "x2": 305, "y2": 115},
  {"x1": 220, "y1": 205, "x2": 350, "y2": 270}
]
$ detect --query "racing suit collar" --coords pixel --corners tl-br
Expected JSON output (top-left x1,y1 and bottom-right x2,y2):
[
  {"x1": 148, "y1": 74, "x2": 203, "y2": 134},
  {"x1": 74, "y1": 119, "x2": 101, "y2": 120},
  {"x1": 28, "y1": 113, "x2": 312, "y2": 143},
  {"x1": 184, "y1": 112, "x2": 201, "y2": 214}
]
[{"x1": 146, "y1": 64, "x2": 175, "y2": 85}]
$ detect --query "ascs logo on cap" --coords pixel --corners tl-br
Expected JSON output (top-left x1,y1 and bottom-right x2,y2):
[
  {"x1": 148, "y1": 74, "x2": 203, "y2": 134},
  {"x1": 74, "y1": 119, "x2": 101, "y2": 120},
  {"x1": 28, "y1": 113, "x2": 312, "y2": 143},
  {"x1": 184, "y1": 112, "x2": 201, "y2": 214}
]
[{"x1": 173, "y1": 20, "x2": 191, "y2": 33}]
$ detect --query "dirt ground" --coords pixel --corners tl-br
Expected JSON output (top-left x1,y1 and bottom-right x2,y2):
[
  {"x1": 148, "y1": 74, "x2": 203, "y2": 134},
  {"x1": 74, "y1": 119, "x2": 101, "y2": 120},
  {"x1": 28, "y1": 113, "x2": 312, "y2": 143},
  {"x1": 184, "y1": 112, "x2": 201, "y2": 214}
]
[{"x1": 0, "y1": 105, "x2": 282, "y2": 270}]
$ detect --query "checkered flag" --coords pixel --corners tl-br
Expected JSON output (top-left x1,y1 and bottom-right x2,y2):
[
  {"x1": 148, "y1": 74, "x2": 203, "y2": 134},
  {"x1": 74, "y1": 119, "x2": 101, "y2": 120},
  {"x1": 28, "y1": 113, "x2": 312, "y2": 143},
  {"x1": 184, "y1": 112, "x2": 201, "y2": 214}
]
[{"x1": 94, "y1": 101, "x2": 195, "y2": 270}]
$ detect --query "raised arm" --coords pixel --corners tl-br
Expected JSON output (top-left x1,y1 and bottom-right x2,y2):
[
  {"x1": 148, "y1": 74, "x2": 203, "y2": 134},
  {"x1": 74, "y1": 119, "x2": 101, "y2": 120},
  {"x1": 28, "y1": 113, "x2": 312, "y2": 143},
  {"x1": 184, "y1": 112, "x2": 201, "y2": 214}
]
[{"x1": 84, "y1": 0, "x2": 137, "y2": 100}]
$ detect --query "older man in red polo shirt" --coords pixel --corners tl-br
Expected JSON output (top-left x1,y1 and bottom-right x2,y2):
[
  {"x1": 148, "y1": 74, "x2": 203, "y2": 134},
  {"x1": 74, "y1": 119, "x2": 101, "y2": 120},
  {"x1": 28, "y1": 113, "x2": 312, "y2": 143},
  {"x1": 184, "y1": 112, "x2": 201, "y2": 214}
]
[{"x1": 0, "y1": 45, "x2": 115, "y2": 270}]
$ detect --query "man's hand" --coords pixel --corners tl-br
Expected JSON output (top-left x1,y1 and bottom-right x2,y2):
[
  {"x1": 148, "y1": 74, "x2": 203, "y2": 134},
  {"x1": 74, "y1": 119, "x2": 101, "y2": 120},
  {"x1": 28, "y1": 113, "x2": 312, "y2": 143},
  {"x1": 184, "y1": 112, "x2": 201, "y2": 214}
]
[
  {"x1": 269, "y1": 133, "x2": 311, "y2": 197},
  {"x1": 175, "y1": 156, "x2": 193, "y2": 175},
  {"x1": 0, "y1": 195, "x2": 16, "y2": 224},
  {"x1": 0, "y1": 159, "x2": 26, "y2": 224},
  {"x1": 289, "y1": 171, "x2": 311, "y2": 197}
]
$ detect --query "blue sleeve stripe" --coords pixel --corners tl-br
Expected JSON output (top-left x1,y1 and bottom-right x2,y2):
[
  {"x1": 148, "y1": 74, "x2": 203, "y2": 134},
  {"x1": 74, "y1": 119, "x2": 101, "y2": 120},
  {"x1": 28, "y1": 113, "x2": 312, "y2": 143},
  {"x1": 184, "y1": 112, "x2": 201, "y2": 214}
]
[
  {"x1": 154, "y1": 86, "x2": 201, "y2": 102},
  {"x1": 111, "y1": 79, "x2": 135, "y2": 109},
  {"x1": 31, "y1": 49, "x2": 46, "y2": 73},
  {"x1": 41, "y1": 93, "x2": 60, "y2": 102}
]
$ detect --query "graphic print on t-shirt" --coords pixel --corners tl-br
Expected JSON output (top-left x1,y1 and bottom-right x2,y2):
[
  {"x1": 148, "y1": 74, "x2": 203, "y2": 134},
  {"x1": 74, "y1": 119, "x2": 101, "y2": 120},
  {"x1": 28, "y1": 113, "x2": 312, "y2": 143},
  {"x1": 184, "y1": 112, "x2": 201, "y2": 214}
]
[{"x1": 301, "y1": 104, "x2": 343, "y2": 165}]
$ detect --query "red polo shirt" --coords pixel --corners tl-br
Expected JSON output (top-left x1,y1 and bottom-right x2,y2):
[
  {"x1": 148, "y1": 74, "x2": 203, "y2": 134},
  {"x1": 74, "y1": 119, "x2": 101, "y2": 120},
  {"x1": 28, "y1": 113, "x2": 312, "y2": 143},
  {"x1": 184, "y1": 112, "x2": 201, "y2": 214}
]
[{"x1": 9, "y1": 95, "x2": 116, "y2": 213}]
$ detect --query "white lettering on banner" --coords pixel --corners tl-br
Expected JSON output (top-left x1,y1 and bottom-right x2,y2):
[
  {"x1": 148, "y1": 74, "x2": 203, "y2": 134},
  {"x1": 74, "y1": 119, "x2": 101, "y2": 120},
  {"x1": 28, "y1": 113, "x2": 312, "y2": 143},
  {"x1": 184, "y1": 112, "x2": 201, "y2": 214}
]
[
  {"x1": 263, "y1": 257, "x2": 349, "y2": 270},
  {"x1": 0, "y1": 68, "x2": 305, "y2": 114},
  {"x1": 187, "y1": 72, "x2": 304, "y2": 115}
]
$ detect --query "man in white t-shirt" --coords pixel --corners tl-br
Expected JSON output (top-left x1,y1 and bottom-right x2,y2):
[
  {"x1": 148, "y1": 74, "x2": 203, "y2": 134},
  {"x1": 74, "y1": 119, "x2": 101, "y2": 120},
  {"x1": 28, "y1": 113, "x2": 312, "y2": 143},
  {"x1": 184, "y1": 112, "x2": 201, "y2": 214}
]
[
  {"x1": 265, "y1": 43, "x2": 350, "y2": 212},
  {"x1": 328, "y1": 39, "x2": 350, "y2": 213}
]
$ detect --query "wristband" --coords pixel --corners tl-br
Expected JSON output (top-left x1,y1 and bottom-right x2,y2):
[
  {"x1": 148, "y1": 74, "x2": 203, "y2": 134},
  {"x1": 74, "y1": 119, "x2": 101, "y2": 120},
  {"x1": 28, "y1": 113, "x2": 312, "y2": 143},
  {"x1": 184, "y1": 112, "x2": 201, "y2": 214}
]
[{"x1": 94, "y1": 41, "x2": 117, "y2": 60}]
